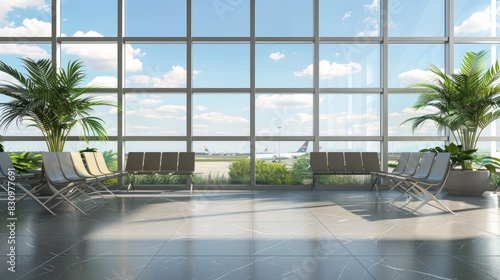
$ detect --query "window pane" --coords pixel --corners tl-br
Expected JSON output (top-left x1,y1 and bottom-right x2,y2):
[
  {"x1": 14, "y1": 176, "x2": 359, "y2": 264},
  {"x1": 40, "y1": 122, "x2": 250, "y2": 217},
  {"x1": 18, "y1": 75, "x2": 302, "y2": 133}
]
[
  {"x1": 125, "y1": 44, "x2": 186, "y2": 88},
  {"x1": 193, "y1": 93, "x2": 249, "y2": 136},
  {"x1": 68, "y1": 93, "x2": 118, "y2": 137},
  {"x1": 454, "y1": 44, "x2": 499, "y2": 68},
  {"x1": 193, "y1": 141, "x2": 250, "y2": 185},
  {"x1": 454, "y1": 0, "x2": 499, "y2": 37},
  {"x1": 65, "y1": 141, "x2": 117, "y2": 155},
  {"x1": 255, "y1": 44, "x2": 313, "y2": 88},
  {"x1": 125, "y1": 141, "x2": 185, "y2": 152},
  {"x1": 125, "y1": 93, "x2": 186, "y2": 136},
  {"x1": 1, "y1": 1, "x2": 51, "y2": 37},
  {"x1": 125, "y1": 0, "x2": 186, "y2": 37},
  {"x1": 319, "y1": 44, "x2": 380, "y2": 88},
  {"x1": 255, "y1": 94, "x2": 313, "y2": 136},
  {"x1": 319, "y1": 94, "x2": 380, "y2": 136},
  {"x1": 388, "y1": 94, "x2": 445, "y2": 136},
  {"x1": 61, "y1": 44, "x2": 117, "y2": 87},
  {"x1": 192, "y1": 0, "x2": 249, "y2": 37},
  {"x1": 192, "y1": 44, "x2": 249, "y2": 88},
  {"x1": 319, "y1": 0, "x2": 380, "y2": 37},
  {"x1": 388, "y1": 44, "x2": 444, "y2": 88},
  {"x1": 255, "y1": 140, "x2": 311, "y2": 185},
  {"x1": 256, "y1": 0, "x2": 313, "y2": 37},
  {"x1": 388, "y1": 0, "x2": 445, "y2": 37},
  {"x1": 389, "y1": 141, "x2": 445, "y2": 153},
  {"x1": 320, "y1": 141, "x2": 380, "y2": 152},
  {"x1": 61, "y1": 0, "x2": 117, "y2": 36}
]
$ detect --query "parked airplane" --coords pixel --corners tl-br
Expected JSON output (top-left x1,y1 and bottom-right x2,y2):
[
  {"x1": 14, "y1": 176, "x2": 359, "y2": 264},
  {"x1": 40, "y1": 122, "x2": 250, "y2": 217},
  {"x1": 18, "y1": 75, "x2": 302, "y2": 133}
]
[
  {"x1": 255, "y1": 146, "x2": 276, "y2": 161},
  {"x1": 275, "y1": 141, "x2": 309, "y2": 159},
  {"x1": 203, "y1": 146, "x2": 228, "y2": 156}
]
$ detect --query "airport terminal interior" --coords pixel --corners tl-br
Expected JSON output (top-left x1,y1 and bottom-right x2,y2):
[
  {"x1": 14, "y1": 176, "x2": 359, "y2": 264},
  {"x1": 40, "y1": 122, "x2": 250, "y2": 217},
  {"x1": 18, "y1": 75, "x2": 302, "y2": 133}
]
[{"x1": 1, "y1": 0, "x2": 500, "y2": 279}]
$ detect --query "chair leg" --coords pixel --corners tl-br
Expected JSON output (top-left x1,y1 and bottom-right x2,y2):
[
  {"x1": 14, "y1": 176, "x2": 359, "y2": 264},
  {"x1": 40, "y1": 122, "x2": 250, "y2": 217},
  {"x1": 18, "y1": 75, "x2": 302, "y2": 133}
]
[
  {"x1": 9, "y1": 182, "x2": 56, "y2": 216},
  {"x1": 189, "y1": 174, "x2": 193, "y2": 193},
  {"x1": 43, "y1": 183, "x2": 89, "y2": 215}
]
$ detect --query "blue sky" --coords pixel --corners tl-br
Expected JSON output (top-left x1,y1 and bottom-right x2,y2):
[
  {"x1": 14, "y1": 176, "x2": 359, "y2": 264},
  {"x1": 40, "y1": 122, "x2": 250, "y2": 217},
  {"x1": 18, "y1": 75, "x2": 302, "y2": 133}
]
[{"x1": 0, "y1": 0, "x2": 499, "y2": 153}]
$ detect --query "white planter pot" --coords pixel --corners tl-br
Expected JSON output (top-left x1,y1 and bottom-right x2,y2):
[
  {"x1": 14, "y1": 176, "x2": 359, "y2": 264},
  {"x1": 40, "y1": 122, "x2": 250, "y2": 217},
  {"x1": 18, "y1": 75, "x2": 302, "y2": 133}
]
[{"x1": 444, "y1": 169, "x2": 491, "y2": 196}]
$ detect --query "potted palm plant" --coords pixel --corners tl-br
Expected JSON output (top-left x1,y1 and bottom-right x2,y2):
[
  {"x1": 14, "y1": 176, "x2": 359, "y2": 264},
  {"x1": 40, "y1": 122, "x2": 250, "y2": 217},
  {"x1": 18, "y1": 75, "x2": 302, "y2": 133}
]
[
  {"x1": 402, "y1": 50, "x2": 500, "y2": 196},
  {"x1": 0, "y1": 58, "x2": 116, "y2": 152}
]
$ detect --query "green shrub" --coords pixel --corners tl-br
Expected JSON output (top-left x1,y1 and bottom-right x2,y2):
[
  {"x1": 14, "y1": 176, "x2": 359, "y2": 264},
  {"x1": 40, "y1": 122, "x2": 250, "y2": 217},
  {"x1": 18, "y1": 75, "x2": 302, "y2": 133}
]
[
  {"x1": 228, "y1": 158, "x2": 251, "y2": 184},
  {"x1": 228, "y1": 158, "x2": 296, "y2": 185}
]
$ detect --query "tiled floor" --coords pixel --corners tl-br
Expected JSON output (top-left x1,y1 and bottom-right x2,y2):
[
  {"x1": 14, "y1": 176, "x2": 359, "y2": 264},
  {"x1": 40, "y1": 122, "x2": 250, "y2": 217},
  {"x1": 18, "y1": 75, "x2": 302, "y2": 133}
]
[{"x1": 1, "y1": 189, "x2": 500, "y2": 279}]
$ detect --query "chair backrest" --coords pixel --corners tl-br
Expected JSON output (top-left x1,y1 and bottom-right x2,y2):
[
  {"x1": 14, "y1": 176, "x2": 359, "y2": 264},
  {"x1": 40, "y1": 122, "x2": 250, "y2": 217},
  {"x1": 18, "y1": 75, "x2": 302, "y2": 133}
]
[
  {"x1": 42, "y1": 152, "x2": 69, "y2": 184},
  {"x1": 56, "y1": 152, "x2": 82, "y2": 181},
  {"x1": 124, "y1": 152, "x2": 144, "y2": 172},
  {"x1": 344, "y1": 152, "x2": 364, "y2": 173},
  {"x1": 310, "y1": 152, "x2": 328, "y2": 172},
  {"x1": 328, "y1": 152, "x2": 346, "y2": 172},
  {"x1": 82, "y1": 152, "x2": 106, "y2": 176},
  {"x1": 70, "y1": 152, "x2": 94, "y2": 178},
  {"x1": 177, "y1": 152, "x2": 195, "y2": 172},
  {"x1": 392, "y1": 152, "x2": 410, "y2": 174},
  {"x1": 142, "y1": 152, "x2": 161, "y2": 171},
  {"x1": 426, "y1": 152, "x2": 451, "y2": 183},
  {"x1": 400, "y1": 152, "x2": 421, "y2": 176},
  {"x1": 0, "y1": 152, "x2": 15, "y2": 176},
  {"x1": 361, "y1": 152, "x2": 380, "y2": 172},
  {"x1": 160, "y1": 152, "x2": 178, "y2": 172},
  {"x1": 412, "y1": 152, "x2": 435, "y2": 179},
  {"x1": 94, "y1": 151, "x2": 114, "y2": 174}
]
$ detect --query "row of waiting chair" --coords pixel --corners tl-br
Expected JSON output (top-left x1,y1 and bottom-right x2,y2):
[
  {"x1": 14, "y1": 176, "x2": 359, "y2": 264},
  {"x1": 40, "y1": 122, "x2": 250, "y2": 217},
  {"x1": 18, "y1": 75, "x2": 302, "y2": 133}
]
[
  {"x1": 124, "y1": 152, "x2": 195, "y2": 193},
  {"x1": 372, "y1": 152, "x2": 453, "y2": 214},
  {"x1": 0, "y1": 152, "x2": 124, "y2": 216},
  {"x1": 310, "y1": 152, "x2": 381, "y2": 190}
]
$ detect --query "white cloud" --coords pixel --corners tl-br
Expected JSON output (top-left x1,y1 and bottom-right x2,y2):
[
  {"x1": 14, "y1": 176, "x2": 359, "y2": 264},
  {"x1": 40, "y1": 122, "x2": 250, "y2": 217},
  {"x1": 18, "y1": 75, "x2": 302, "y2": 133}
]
[
  {"x1": 71, "y1": 30, "x2": 103, "y2": 37},
  {"x1": 0, "y1": 18, "x2": 50, "y2": 36},
  {"x1": 397, "y1": 68, "x2": 440, "y2": 86},
  {"x1": 269, "y1": 52, "x2": 285, "y2": 61},
  {"x1": 193, "y1": 112, "x2": 249, "y2": 124},
  {"x1": 282, "y1": 113, "x2": 313, "y2": 126},
  {"x1": 402, "y1": 106, "x2": 439, "y2": 115},
  {"x1": 256, "y1": 94, "x2": 312, "y2": 111},
  {"x1": 86, "y1": 76, "x2": 117, "y2": 88},
  {"x1": 356, "y1": 17, "x2": 379, "y2": 37},
  {"x1": 0, "y1": 0, "x2": 48, "y2": 24},
  {"x1": 127, "y1": 104, "x2": 186, "y2": 119},
  {"x1": 364, "y1": 0, "x2": 380, "y2": 12},
  {"x1": 0, "y1": 43, "x2": 49, "y2": 59},
  {"x1": 128, "y1": 66, "x2": 193, "y2": 88},
  {"x1": 342, "y1": 11, "x2": 352, "y2": 22},
  {"x1": 195, "y1": 105, "x2": 209, "y2": 111},
  {"x1": 61, "y1": 34, "x2": 143, "y2": 72},
  {"x1": 294, "y1": 60, "x2": 362, "y2": 79},
  {"x1": 454, "y1": 5, "x2": 500, "y2": 35},
  {"x1": 139, "y1": 98, "x2": 163, "y2": 106},
  {"x1": 320, "y1": 112, "x2": 378, "y2": 123}
]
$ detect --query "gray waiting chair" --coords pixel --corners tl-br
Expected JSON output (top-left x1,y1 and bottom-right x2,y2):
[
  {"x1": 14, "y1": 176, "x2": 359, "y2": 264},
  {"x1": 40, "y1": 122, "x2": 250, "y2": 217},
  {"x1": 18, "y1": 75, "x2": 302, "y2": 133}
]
[
  {"x1": 310, "y1": 152, "x2": 329, "y2": 190},
  {"x1": 400, "y1": 152, "x2": 453, "y2": 214},
  {"x1": 160, "y1": 152, "x2": 179, "y2": 174},
  {"x1": 0, "y1": 152, "x2": 55, "y2": 215},
  {"x1": 172, "y1": 152, "x2": 195, "y2": 193}
]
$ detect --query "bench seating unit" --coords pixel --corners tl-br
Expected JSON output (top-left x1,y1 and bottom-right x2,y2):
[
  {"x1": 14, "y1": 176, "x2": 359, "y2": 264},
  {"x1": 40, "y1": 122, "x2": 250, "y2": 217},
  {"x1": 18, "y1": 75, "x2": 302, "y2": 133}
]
[
  {"x1": 310, "y1": 152, "x2": 381, "y2": 190},
  {"x1": 125, "y1": 152, "x2": 195, "y2": 193}
]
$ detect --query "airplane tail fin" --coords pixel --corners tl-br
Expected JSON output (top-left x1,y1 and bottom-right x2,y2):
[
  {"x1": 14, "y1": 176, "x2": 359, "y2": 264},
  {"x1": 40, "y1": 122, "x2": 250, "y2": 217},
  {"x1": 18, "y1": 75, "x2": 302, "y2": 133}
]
[
  {"x1": 297, "y1": 141, "x2": 309, "y2": 152},
  {"x1": 204, "y1": 146, "x2": 209, "y2": 153}
]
